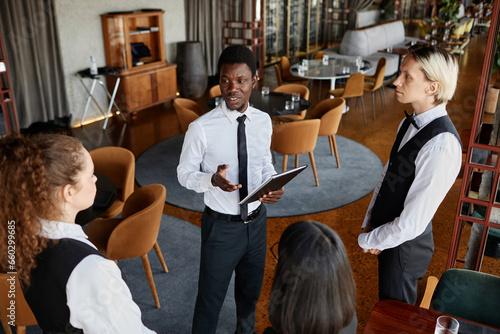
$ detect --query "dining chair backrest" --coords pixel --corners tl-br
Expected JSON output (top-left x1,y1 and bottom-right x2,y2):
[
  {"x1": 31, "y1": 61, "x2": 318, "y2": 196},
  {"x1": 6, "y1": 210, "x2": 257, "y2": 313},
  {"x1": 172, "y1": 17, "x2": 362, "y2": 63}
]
[
  {"x1": 451, "y1": 22, "x2": 466, "y2": 39},
  {"x1": 172, "y1": 98, "x2": 201, "y2": 133},
  {"x1": 0, "y1": 273, "x2": 37, "y2": 334},
  {"x1": 271, "y1": 119, "x2": 320, "y2": 155},
  {"x1": 274, "y1": 64, "x2": 283, "y2": 86},
  {"x1": 208, "y1": 84, "x2": 222, "y2": 98},
  {"x1": 313, "y1": 51, "x2": 327, "y2": 60},
  {"x1": 280, "y1": 56, "x2": 294, "y2": 80},
  {"x1": 106, "y1": 184, "x2": 166, "y2": 259},
  {"x1": 371, "y1": 57, "x2": 386, "y2": 91},
  {"x1": 430, "y1": 269, "x2": 500, "y2": 329},
  {"x1": 464, "y1": 18, "x2": 474, "y2": 34},
  {"x1": 273, "y1": 83, "x2": 310, "y2": 100},
  {"x1": 90, "y1": 146, "x2": 135, "y2": 218},
  {"x1": 309, "y1": 97, "x2": 346, "y2": 136},
  {"x1": 342, "y1": 72, "x2": 365, "y2": 98}
]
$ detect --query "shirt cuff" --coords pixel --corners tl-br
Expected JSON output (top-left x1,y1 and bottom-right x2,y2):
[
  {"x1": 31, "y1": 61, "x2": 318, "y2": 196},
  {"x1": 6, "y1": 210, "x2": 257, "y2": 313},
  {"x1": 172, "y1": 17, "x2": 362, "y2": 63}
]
[
  {"x1": 358, "y1": 233, "x2": 370, "y2": 250},
  {"x1": 201, "y1": 172, "x2": 216, "y2": 190}
]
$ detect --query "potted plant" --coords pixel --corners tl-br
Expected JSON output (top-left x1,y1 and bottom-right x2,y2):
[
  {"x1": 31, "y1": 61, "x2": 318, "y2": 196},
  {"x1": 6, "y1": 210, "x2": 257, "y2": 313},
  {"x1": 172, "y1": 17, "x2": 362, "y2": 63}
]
[{"x1": 439, "y1": 0, "x2": 460, "y2": 23}]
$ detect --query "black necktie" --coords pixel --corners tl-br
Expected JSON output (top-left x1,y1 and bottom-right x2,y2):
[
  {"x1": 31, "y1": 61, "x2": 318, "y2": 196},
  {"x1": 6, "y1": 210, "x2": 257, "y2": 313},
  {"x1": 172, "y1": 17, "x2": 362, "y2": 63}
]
[
  {"x1": 390, "y1": 112, "x2": 416, "y2": 158},
  {"x1": 237, "y1": 115, "x2": 248, "y2": 220},
  {"x1": 404, "y1": 110, "x2": 420, "y2": 129}
]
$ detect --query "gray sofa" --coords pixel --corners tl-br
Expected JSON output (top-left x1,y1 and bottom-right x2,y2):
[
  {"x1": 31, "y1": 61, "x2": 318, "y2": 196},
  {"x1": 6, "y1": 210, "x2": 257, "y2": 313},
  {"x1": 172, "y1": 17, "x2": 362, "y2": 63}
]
[{"x1": 322, "y1": 20, "x2": 419, "y2": 78}]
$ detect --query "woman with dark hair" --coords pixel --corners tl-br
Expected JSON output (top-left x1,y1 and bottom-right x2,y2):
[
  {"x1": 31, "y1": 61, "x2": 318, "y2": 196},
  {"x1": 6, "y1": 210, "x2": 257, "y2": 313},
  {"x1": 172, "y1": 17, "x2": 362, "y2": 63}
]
[
  {"x1": 0, "y1": 134, "x2": 154, "y2": 333},
  {"x1": 265, "y1": 221, "x2": 357, "y2": 334}
]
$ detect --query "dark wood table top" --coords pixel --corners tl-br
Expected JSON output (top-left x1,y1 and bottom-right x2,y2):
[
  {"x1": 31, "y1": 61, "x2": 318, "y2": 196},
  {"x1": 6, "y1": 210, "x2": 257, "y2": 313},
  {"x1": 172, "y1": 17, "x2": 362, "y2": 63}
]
[
  {"x1": 208, "y1": 92, "x2": 310, "y2": 117},
  {"x1": 363, "y1": 299, "x2": 500, "y2": 333},
  {"x1": 75, "y1": 172, "x2": 116, "y2": 226}
]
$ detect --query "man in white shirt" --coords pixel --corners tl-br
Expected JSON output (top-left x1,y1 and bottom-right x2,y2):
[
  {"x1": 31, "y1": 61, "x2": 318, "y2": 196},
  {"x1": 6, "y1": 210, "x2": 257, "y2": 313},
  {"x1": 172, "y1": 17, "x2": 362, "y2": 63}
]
[
  {"x1": 358, "y1": 45, "x2": 462, "y2": 304},
  {"x1": 178, "y1": 45, "x2": 283, "y2": 334}
]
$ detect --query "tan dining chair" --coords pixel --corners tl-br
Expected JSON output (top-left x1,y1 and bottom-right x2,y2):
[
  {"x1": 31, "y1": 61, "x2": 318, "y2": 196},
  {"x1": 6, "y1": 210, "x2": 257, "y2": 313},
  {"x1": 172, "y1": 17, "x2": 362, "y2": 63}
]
[
  {"x1": 274, "y1": 64, "x2": 283, "y2": 86},
  {"x1": 172, "y1": 98, "x2": 202, "y2": 133},
  {"x1": 328, "y1": 72, "x2": 367, "y2": 124},
  {"x1": 0, "y1": 274, "x2": 37, "y2": 334},
  {"x1": 280, "y1": 56, "x2": 310, "y2": 85},
  {"x1": 85, "y1": 184, "x2": 168, "y2": 308},
  {"x1": 364, "y1": 57, "x2": 386, "y2": 119},
  {"x1": 208, "y1": 84, "x2": 222, "y2": 98},
  {"x1": 308, "y1": 97, "x2": 346, "y2": 168},
  {"x1": 272, "y1": 84, "x2": 310, "y2": 122},
  {"x1": 271, "y1": 119, "x2": 320, "y2": 186},
  {"x1": 313, "y1": 51, "x2": 327, "y2": 60},
  {"x1": 90, "y1": 146, "x2": 135, "y2": 219}
]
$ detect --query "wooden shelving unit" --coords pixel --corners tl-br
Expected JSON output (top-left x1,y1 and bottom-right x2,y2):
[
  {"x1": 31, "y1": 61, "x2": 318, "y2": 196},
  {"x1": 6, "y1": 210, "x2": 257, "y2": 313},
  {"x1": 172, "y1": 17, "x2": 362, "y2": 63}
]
[
  {"x1": 222, "y1": 0, "x2": 265, "y2": 77},
  {"x1": 101, "y1": 10, "x2": 177, "y2": 113},
  {"x1": 0, "y1": 30, "x2": 19, "y2": 135},
  {"x1": 446, "y1": 0, "x2": 500, "y2": 271},
  {"x1": 264, "y1": 0, "x2": 328, "y2": 65}
]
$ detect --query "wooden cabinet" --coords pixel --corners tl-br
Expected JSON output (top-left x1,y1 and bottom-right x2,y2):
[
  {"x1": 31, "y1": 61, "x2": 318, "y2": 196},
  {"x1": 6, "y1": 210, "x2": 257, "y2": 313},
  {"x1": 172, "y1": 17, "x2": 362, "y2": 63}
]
[{"x1": 101, "y1": 10, "x2": 177, "y2": 113}]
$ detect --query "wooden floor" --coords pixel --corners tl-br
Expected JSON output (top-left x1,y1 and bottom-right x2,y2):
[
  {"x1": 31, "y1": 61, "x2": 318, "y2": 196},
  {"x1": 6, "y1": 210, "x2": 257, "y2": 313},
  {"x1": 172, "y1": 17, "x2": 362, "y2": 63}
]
[{"x1": 71, "y1": 27, "x2": 500, "y2": 333}]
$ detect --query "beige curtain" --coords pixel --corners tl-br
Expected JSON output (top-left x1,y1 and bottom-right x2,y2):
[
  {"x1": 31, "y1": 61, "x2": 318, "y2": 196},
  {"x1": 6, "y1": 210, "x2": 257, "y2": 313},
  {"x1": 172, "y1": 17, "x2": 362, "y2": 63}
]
[
  {"x1": 0, "y1": 0, "x2": 69, "y2": 128},
  {"x1": 347, "y1": 0, "x2": 376, "y2": 30},
  {"x1": 185, "y1": 0, "x2": 223, "y2": 76}
]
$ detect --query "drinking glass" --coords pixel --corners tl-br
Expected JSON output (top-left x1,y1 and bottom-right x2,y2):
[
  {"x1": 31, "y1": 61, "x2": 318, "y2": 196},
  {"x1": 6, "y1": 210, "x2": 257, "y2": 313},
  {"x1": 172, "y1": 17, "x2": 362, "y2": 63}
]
[
  {"x1": 434, "y1": 316, "x2": 459, "y2": 334},
  {"x1": 215, "y1": 96, "x2": 222, "y2": 106},
  {"x1": 261, "y1": 86, "x2": 270, "y2": 96},
  {"x1": 292, "y1": 93, "x2": 300, "y2": 102},
  {"x1": 285, "y1": 101, "x2": 293, "y2": 110},
  {"x1": 322, "y1": 54, "x2": 329, "y2": 65}
]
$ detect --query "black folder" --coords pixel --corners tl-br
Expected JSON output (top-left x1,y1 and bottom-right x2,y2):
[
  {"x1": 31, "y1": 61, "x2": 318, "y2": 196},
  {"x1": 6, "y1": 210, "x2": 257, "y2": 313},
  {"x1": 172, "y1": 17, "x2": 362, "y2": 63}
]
[{"x1": 239, "y1": 165, "x2": 307, "y2": 205}]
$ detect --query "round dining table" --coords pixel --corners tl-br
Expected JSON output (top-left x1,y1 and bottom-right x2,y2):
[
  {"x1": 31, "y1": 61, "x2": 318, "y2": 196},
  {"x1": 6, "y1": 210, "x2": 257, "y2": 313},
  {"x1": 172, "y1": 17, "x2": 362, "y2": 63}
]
[{"x1": 290, "y1": 58, "x2": 372, "y2": 90}]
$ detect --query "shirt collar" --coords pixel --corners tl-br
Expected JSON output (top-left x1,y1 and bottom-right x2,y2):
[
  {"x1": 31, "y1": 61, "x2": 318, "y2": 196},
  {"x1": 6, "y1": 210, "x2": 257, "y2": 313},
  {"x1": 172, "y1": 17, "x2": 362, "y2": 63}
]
[
  {"x1": 413, "y1": 104, "x2": 447, "y2": 129},
  {"x1": 38, "y1": 219, "x2": 89, "y2": 240},
  {"x1": 221, "y1": 100, "x2": 254, "y2": 123}
]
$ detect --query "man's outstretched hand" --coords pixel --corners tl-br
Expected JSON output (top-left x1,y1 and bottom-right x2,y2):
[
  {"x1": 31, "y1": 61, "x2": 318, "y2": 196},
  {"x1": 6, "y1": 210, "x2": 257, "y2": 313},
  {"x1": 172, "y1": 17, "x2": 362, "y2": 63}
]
[{"x1": 211, "y1": 164, "x2": 242, "y2": 192}]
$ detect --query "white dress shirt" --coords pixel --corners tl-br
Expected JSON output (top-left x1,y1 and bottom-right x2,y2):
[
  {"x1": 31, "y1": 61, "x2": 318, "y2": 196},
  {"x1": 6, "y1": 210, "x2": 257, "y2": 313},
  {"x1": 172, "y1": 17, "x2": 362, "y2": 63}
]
[
  {"x1": 38, "y1": 220, "x2": 155, "y2": 334},
  {"x1": 358, "y1": 104, "x2": 462, "y2": 251},
  {"x1": 177, "y1": 101, "x2": 276, "y2": 214}
]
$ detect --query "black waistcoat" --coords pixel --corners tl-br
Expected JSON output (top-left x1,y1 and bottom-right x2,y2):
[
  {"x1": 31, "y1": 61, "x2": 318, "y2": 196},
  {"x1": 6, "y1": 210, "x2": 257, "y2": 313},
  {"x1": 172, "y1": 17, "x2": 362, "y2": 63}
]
[
  {"x1": 23, "y1": 238, "x2": 105, "y2": 334},
  {"x1": 370, "y1": 115, "x2": 460, "y2": 229}
]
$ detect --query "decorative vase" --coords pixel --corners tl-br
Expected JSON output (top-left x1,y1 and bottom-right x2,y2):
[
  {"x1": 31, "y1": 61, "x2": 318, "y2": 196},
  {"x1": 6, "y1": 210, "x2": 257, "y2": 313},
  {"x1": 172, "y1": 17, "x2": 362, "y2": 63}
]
[{"x1": 176, "y1": 41, "x2": 208, "y2": 99}]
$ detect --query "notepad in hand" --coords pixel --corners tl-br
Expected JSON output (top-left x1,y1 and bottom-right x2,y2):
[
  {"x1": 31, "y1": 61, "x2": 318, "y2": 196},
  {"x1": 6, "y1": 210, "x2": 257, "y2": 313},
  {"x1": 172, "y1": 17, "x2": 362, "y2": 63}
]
[{"x1": 239, "y1": 165, "x2": 307, "y2": 205}]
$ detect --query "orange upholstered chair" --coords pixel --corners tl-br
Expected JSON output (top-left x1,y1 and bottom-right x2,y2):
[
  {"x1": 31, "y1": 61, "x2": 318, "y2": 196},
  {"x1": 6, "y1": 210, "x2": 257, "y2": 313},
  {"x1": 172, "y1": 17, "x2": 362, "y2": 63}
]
[
  {"x1": 90, "y1": 146, "x2": 135, "y2": 218},
  {"x1": 172, "y1": 98, "x2": 202, "y2": 133},
  {"x1": 273, "y1": 84, "x2": 310, "y2": 122},
  {"x1": 208, "y1": 84, "x2": 222, "y2": 98},
  {"x1": 280, "y1": 56, "x2": 310, "y2": 85},
  {"x1": 308, "y1": 97, "x2": 346, "y2": 168},
  {"x1": 313, "y1": 51, "x2": 327, "y2": 60},
  {"x1": 274, "y1": 64, "x2": 283, "y2": 86},
  {"x1": 84, "y1": 184, "x2": 168, "y2": 308},
  {"x1": 271, "y1": 119, "x2": 321, "y2": 186},
  {"x1": 0, "y1": 273, "x2": 37, "y2": 334},
  {"x1": 364, "y1": 57, "x2": 386, "y2": 119},
  {"x1": 328, "y1": 72, "x2": 366, "y2": 124}
]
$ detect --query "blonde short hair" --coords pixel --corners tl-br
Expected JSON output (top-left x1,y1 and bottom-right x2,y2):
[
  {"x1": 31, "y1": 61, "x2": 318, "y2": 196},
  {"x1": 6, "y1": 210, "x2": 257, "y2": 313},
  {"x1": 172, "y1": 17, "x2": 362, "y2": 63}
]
[{"x1": 409, "y1": 44, "x2": 459, "y2": 104}]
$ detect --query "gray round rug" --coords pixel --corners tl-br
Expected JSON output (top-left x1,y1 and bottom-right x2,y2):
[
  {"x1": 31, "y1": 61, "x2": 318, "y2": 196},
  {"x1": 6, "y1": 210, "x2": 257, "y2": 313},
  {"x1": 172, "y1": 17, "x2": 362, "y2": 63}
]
[{"x1": 135, "y1": 134, "x2": 383, "y2": 217}]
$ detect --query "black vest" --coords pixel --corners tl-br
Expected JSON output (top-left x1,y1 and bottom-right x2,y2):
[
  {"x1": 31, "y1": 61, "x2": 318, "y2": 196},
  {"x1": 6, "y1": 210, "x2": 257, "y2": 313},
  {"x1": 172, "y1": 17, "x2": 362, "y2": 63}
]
[
  {"x1": 370, "y1": 115, "x2": 460, "y2": 229},
  {"x1": 23, "y1": 238, "x2": 105, "y2": 334}
]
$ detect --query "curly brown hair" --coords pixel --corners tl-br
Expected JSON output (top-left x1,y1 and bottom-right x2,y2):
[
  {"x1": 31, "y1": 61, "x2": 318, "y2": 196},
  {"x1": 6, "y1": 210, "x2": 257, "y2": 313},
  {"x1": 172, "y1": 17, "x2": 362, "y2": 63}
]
[{"x1": 0, "y1": 133, "x2": 85, "y2": 287}]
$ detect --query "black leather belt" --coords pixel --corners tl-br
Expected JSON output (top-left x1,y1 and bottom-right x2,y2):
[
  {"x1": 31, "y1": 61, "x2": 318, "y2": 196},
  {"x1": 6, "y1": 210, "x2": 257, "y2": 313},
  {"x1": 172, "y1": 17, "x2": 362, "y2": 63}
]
[{"x1": 205, "y1": 205, "x2": 262, "y2": 223}]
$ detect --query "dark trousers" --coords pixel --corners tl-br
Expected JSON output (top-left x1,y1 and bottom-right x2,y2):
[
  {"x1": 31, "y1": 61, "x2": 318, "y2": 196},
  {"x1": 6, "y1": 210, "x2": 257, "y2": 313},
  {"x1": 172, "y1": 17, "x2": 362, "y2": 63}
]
[
  {"x1": 192, "y1": 206, "x2": 267, "y2": 334},
  {"x1": 377, "y1": 222, "x2": 434, "y2": 305}
]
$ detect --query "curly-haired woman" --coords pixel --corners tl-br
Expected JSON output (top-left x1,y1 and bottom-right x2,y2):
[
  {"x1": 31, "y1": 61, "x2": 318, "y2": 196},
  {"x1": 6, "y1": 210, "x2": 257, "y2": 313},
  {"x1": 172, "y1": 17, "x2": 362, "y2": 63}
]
[{"x1": 0, "y1": 134, "x2": 154, "y2": 333}]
